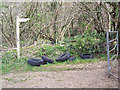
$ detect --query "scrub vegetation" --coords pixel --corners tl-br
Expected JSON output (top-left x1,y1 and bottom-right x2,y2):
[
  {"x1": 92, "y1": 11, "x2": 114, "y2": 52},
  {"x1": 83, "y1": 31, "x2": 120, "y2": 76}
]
[{"x1": 1, "y1": 2, "x2": 120, "y2": 74}]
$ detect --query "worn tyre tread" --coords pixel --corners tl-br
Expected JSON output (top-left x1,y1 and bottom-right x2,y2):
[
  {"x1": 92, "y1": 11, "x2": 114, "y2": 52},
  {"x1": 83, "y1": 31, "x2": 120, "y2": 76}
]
[
  {"x1": 68, "y1": 56, "x2": 76, "y2": 61},
  {"x1": 80, "y1": 54, "x2": 93, "y2": 59},
  {"x1": 42, "y1": 56, "x2": 54, "y2": 63},
  {"x1": 56, "y1": 52, "x2": 71, "y2": 62},
  {"x1": 27, "y1": 59, "x2": 44, "y2": 66}
]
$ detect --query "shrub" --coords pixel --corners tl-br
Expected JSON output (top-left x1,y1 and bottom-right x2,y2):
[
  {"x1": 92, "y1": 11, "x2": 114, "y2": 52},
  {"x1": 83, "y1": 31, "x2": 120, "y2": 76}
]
[{"x1": 62, "y1": 30, "x2": 106, "y2": 55}]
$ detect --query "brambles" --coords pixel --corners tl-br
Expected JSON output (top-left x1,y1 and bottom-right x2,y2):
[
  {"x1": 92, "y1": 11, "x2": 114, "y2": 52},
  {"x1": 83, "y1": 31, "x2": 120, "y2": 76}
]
[{"x1": 61, "y1": 30, "x2": 106, "y2": 55}]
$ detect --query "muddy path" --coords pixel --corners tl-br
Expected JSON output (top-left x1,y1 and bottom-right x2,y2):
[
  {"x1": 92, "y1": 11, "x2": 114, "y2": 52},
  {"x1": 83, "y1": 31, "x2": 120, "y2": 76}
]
[{"x1": 2, "y1": 61, "x2": 118, "y2": 88}]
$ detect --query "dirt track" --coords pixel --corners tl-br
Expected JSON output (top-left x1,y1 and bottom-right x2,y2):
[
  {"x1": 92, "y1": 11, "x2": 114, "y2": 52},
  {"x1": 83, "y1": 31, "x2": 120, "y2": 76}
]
[{"x1": 2, "y1": 61, "x2": 118, "y2": 88}]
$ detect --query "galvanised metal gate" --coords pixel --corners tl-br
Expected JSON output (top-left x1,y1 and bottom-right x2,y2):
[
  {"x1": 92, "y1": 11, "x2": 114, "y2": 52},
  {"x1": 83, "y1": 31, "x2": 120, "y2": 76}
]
[{"x1": 107, "y1": 31, "x2": 119, "y2": 78}]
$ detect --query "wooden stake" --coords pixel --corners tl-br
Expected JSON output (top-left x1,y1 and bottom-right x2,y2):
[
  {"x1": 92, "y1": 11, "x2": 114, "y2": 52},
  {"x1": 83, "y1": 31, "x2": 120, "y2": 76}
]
[{"x1": 16, "y1": 16, "x2": 20, "y2": 58}]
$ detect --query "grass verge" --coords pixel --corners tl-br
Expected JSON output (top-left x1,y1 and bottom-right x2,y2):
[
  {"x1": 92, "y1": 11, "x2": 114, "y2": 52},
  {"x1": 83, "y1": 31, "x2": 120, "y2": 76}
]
[{"x1": 2, "y1": 44, "x2": 108, "y2": 74}]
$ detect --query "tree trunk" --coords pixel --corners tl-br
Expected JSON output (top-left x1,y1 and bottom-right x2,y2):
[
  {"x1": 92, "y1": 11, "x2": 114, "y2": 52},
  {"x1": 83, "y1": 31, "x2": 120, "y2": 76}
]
[
  {"x1": 53, "y1": 14, "x2": 57, "y2": 43},
  {"x1": 112, "y1": 3, "x2": 116, "y2": 31},
  {"x1": 117, "y1": 2, "x2": 120, "y2": 54}
]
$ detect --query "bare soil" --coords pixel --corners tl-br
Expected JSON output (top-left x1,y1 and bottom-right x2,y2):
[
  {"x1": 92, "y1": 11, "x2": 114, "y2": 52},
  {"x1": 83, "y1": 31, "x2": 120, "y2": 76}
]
[{"x1": 2, "y1": 61, "x2": 118, "y2": 88}]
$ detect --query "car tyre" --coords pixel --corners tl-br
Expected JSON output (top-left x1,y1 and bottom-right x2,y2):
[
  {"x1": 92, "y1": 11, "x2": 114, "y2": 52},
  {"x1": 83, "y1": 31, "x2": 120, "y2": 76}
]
[
  {"x1": 56, "y1": 52, "x2": 71, "y2": 62},
  {"x1": 27, "y1": 59, "x2": 44, "y2": 66}
]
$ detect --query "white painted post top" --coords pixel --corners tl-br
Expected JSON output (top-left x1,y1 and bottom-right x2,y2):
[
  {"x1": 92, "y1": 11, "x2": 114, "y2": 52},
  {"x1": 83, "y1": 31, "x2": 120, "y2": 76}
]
[{"x1": 17, "y1": 16, "x2": 30, "y2": 22}]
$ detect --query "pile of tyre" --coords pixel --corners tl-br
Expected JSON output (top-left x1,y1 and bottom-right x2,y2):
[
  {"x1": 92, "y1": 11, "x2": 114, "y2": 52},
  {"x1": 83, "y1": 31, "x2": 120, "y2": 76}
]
[{"x1": 27, "y1": 52, "x2": 76, "y2": 66}]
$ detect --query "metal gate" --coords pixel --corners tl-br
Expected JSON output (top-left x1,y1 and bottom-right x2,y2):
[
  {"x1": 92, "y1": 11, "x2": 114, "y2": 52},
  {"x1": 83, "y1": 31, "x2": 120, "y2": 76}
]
[{"x1": 107, "y1": 31, "x2": 119, "y2": 78}]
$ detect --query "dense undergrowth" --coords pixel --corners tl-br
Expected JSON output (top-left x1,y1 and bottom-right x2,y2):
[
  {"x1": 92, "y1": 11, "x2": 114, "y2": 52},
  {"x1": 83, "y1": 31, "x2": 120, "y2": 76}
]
[
  {"x1": 1, "y1": 43, "x2": 107, "y2": 74},
  {"x1": 1, "y1": 31, "x2": 110, "y2": 74},
  {"x1": 62, "y1": 30, "x2": 106, "y2": 54}
]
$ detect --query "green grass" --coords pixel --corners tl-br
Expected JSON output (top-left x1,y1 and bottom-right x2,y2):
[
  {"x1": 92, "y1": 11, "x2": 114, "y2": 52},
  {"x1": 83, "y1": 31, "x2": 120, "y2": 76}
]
[
  {"x1": 4, "y1": 78, "x2": 13, "y2": 81},
  {"x1": 2, "y1": 44, "x2": 108, "y2": 75},
  {"x1": 2, "y1": 55, "x2": 107, "y2": 74}
]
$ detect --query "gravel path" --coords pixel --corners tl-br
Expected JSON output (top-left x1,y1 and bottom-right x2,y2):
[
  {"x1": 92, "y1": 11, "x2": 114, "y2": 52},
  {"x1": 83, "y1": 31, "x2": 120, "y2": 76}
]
[{"x1": 2, "y1": 61, "x2": 118, "y2": 88}]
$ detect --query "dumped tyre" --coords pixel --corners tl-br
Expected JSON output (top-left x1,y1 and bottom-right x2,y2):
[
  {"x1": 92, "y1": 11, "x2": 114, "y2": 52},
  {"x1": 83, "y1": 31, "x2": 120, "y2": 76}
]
[
  {"x1": 80, "y1": 54, "x2": 93, "y2": 59},
  {"x1": 58, "y1": 53, "x2": 67, "y2": 58},
  {"x1": 42, "y1": 56, "x2": 54, "y2": 63},
  {"x1": 68, "y1": 56, "x2": 76, "y2": 61},
  {"x1": 27, "y1": 59, "x2": 44, "y2": 66},
  {"x1": 56, "y1": 52, "x2": 71, "y2": 62}
]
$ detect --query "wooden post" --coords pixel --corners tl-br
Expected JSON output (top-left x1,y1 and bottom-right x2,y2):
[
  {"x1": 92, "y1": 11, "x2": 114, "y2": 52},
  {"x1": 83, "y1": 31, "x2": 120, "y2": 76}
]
[
  {"x1": 16, "y1": 16, "x2": 30, "y2": 58},
  {"x1": 16, "y1": 16, "x2": 20, "y2": 58}
]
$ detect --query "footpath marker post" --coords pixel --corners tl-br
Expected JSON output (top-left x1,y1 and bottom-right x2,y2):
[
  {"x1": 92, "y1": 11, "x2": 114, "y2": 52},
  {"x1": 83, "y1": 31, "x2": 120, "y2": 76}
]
[{"x1": 16, "y1": 16, "x2": 30, "y2": 58}]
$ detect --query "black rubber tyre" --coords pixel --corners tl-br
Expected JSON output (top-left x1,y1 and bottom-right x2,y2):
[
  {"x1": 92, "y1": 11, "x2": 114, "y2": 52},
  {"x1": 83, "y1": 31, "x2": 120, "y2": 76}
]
[
  {"x1": 56, "y1": 52, "x2": 71, "y2": 62},
  {"x1": 80, "y1": 54, "x2": 93, "y2": 59},
  {"x1": 27, "y1": 59, "x2": 44, "y2": 66},
  {"x1": 68, "y1": 56, "x2": 76, "y2": 61},
  {"x1": 58, "y1": 53, "x2": 67, "y2": 58},
  {"x1": 42, "y1": 56, "x2": 54, "y2": 63}
]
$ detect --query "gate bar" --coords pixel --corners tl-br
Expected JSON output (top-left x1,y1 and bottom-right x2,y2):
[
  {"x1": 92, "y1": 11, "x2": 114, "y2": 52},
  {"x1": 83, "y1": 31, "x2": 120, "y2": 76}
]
[
  {"x1": 107, "y1": 31, "x2": 110, "y2": 76},
  {"x1": 109, "y1": 38, "x2": 117, "y2": 43},
  {"x1": 109, "y1": 44, "x2": 117, "y2": 53},
  {"x1": 110, "y1": 54, "x2": 117, "y2": 61},
  {"x1": 108, "y1": 31, "x2": 118, "y2": 33}
]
